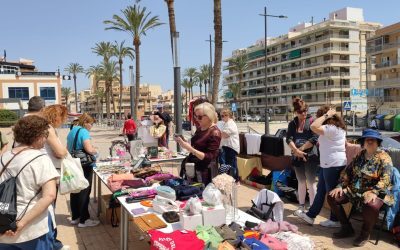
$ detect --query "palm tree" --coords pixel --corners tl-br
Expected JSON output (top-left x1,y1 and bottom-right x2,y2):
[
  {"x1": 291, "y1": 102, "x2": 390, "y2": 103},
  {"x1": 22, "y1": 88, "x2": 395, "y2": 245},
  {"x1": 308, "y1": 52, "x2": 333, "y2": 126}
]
[
  {"x1": 64, "y1": 63, "x2": 84, "y2": 112},
  {"x1": 230, "y1": 53, "x2": 248, "y2": 117},
  {"x1": 212, "y1": 0, "x2": 223, "y2": 105},
  {"x1": 164, "y1": 0, "x2": 176, "y2": 57},
  {"x1": 181, "y1": 78, "x2": 191, "y2": 118},
  {"x1": 104, "y1": 5, "x2": 163, "y2": 119},
  {"x1": 86, "y1": 65, "x2": 103, "y2": 91},
  {"x1": 184, "y1": 67, "x2": 198, "y2": 100},
  {"x1": 112, "y1": 40, "x2": 134, "y2": 119},
  {"x1": 94, "y1": 88, "x2": 106, "y2": 120},
  {"x1": 61, "y1": 87, "x2": 72, "y2": 111},
  {"x1": 199, "y1": 64, "x2": 211, "y2": 97},
  {"x1": 99, "y1": 61, "x2": 119, "y2": 119},
  {"x1": 92, "y1": 41, "x2": 114, "y2": 64}
]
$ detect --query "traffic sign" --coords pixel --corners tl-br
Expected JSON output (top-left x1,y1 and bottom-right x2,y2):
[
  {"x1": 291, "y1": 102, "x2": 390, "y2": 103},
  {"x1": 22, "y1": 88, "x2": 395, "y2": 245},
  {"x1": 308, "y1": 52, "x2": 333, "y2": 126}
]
[
  {"x1": 343, "y1": 101, "x2": 351, "y2": 111},
  {"x1": 231, "y1": 103, "x2": 237, "y2": 112}
]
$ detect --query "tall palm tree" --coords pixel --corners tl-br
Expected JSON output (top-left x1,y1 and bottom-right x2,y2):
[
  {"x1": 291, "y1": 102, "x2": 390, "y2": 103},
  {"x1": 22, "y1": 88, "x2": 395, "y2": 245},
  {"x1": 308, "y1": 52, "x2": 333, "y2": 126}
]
[
  {"x1": 104, "y1": 5, "x2": 163, "y2": 119},
  {"x1": 199, "y1": 64, "x2": 211, "y2": 97},
  {"x1": 212, "y1": 0, "x2": 223, "y2": 105},
  {"x1": 230, "y1": 53, "x2": 249, "y2": 117},
  {"x1": 86, "y1": 65, "x2": 103, "y2": 91},
  {"x1": 184, "y1": 67, "x2": 198, "y2": 100},
  {"x1": 64, "y1": 63, "x2": 84, "y2": 112},
  {"x1": 94, "y1": 88, "x2": 106, "y2": 120},
  {"x1": 61, "y1": 87, "x2": 72, "y2": 111},
  {"x1": 164, "y1": 0, "x2": 176, "y2": 57},
  {"x1": 92, "y1": 41, "x2": 114, "y2": 64},
  {"x1": 181, "y1": 78, "x2": 191, "y2": 118},
  {"x1": 99, "y1": 61, "x2": 119, "y2": 119},
  {"x1": 112, "y1": 40, "x2": 134, "y2": 119}
]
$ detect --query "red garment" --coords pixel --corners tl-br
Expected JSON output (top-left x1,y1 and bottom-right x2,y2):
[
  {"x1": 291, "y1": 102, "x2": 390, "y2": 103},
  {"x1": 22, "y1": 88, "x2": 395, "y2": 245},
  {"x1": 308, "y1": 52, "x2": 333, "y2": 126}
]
[
  {"x1": 149, "y1": 230, "x2": 205, "y2": 250},
  {"x1": 260, "y1": 234, "x2": 288, "y2": 250},
  {"x1": 191, "y1": 125, "x2": 221, "y2": 170},
  {"x1": 123, "y1": 119, "x2": 137, "y2": 134}
]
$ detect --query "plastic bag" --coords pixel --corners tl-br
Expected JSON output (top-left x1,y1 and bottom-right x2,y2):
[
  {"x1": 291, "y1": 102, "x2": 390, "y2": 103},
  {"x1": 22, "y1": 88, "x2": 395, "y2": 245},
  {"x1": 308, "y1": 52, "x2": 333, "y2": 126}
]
[
  {"x1": 59, "y1": 154, "x2": 89, "y2": 195},
  {"x1": 184, "y1": 196, "x2": 202, "y2": 215},
  {"x1": 203, "y1": 183, "x2": 222, "y2": 206}
]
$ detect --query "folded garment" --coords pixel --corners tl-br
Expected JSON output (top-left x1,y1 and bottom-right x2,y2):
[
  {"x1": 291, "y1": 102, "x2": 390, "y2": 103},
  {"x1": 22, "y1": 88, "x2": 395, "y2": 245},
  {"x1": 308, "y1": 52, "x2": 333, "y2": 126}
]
[
  {"x1": 129, "y1": 189, "x2": 157, "y2": 198},
  {"x1": 107, "y1": 175, "x2": 146, "y2": 193},
  {"x1": 271, "y1": 232, "x2": 314, "y2": 250},
  {"x1": 161, "y1": 177, "x2": 187, "y2": 187},
  {"x1": 149, "y1": 229, "x2": 205, "y2": 250},
  {"x1": 196, "y1": 225, "x2": 224, "y2": 250},
  {"x1": 121, "y1": 179, "x2": 147, "y2": 188},
  {"x1": 218, "y1": 241, "x2": 236, "y2": 250},
  {"x1": 145, "y1": 173, "x2": 175, "y2": 184},
  {"x1": 162, "y1": 211, "x2": 180, "y2": 223},
  {"x1": 109, "y1": 173, "x2": 134, "y2": 181},
  {"x1": 256, "y1": 219, "x2": 298, "y2": 235},
  {"x1": 175, "y1": 185, "x2": 202, "y2": 201},
  {"x1": 133, "y1": 165, "x2": 162, "y2": 179},
  {"x1": 260, "y1": 235, "x2": 287, "y2": 250},
  {"x1": 215, "y1": 224, "x2": 240, "y2": 247},
  {"x1": 229, "y1": 222, "x2": 244, "y2": 238},
  {"x1": 156, "y1": 186, "x2": 176, "y2": 200},
  {"x1": 239, "y1": 236, "x2": 269, "y2": 250}
]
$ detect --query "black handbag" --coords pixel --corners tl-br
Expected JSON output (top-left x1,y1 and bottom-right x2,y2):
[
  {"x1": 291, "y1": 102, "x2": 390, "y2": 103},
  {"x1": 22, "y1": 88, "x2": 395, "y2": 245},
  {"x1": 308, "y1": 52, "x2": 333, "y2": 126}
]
[{"x1": 71, "y1": 128, "x2": 96, "y2": 167}]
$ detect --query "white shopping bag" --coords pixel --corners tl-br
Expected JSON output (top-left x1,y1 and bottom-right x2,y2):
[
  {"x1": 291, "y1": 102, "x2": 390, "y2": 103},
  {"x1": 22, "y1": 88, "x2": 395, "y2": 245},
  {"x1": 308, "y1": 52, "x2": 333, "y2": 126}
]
[{"x1": 59, "y1": 153, "x2": 89, "y2": 195}]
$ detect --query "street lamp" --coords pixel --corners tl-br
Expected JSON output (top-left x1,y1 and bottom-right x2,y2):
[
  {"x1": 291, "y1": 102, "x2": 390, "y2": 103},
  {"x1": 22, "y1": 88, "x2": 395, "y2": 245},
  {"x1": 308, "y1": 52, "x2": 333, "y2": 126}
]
[
  {"x1": 129, "y1": 66, "x2": 135, "y2": 120},
  {"x1": 259, "y1": 6, "x2": 287, "y2": 135}
]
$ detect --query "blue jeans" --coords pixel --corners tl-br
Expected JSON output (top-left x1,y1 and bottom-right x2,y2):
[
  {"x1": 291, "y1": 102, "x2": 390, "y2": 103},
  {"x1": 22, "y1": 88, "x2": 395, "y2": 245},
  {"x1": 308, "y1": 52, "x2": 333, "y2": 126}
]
[
  {"x1": 306, "y1": 166, "x2": 345, "y2": 220},
  {"x1": 0, "y1": 214, "x2": 54, "y2": 250},
  {"x1": 219, "y1": 146, "x2": 238, "y2": 181}
]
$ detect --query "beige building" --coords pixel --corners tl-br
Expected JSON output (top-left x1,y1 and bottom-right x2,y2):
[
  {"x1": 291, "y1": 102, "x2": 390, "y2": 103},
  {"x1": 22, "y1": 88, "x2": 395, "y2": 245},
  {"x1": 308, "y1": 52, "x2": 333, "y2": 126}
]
[
  {"x1": 367, "y1": 22, "x2": 400, "y2": 114},
  {"x1": 0, "y1": 58, "x2": 62, "y2": 112},
  {"x1": 223, "y1": 7, "x2": 380, "y2": 120}
]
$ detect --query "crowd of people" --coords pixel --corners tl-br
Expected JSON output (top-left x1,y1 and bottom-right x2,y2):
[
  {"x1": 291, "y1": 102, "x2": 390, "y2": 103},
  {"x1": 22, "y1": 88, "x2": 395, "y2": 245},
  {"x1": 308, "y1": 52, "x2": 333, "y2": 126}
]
[{"x1": 0, "y1": 94, "x2": 396, "y2": 249}]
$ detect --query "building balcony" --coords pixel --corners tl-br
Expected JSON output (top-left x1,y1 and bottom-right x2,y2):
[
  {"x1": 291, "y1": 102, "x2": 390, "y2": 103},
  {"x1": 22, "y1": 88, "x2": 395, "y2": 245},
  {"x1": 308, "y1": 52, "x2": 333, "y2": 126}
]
[
  {"x1": 367, "y1": 41, "x2": 400, "y2": 54},
  {"x1": 369, "y1": 78, "x2": 400, "y2": 89},
  {"x1": 374, "y1": 60, "x2": 400, "y2": 69}
]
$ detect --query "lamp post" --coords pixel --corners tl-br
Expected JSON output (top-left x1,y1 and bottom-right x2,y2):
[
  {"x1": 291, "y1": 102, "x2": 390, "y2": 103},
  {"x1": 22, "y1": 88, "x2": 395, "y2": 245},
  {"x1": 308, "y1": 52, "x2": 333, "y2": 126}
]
[
  {"x1": 260, "y1": 6, "x2": 287, "y2": 135},
  {"x1": 129, "y1": 66, "x2": 135, "y2": 120},
  {"x1": 173, "y1": 32, "x2": 182, "y2": 152}
]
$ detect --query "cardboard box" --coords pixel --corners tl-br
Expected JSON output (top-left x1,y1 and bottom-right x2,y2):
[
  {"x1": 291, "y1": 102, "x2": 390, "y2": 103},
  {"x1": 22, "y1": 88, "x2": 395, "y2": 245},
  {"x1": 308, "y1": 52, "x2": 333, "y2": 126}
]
[
  {"x1": 180, "y1": 212, "x2": 203, "y2": 230},
  {"x1": 99, "y1": 194, "x2": 121, "y2": 225},
  {"x1": 202, "y1": 205, "x2": 226, "y2": 226}
]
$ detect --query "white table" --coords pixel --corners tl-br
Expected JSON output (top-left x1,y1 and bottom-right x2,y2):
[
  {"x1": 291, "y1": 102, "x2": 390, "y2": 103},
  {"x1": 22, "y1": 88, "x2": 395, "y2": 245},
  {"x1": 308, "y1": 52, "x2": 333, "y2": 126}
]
[{"x1": 117, "y1": 196, "x2": 261, "y2": 250}]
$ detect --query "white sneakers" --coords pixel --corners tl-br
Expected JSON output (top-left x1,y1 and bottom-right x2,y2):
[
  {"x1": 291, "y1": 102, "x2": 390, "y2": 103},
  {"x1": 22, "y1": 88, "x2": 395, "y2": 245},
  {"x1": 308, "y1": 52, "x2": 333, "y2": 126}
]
[
  {"x1": 70, "y1": 218, "x2": 80, "y2": 225},
  {"x1": 319, "y1": 219, "x2": 341, "y2": 228},
  {"x1": 78, "y1": 219, "x2": 100, "y2": 228},
  {"x1": 296, "y1": 211, "x2": 315, "y2": 225}
]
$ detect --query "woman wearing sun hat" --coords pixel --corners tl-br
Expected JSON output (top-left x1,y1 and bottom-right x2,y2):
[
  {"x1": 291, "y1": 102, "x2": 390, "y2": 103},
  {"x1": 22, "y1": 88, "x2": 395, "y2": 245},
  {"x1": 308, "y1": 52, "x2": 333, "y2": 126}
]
[{"x1": 328, "y1": 129, "x2": 394, "y2": 247}]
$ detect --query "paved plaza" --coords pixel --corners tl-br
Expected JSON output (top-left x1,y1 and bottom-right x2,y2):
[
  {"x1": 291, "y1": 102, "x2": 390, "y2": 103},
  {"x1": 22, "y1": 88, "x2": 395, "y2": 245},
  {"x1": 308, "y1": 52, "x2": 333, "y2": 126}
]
[{"x1": 0, "y1": 124, "x2": 398, "y2": 249}]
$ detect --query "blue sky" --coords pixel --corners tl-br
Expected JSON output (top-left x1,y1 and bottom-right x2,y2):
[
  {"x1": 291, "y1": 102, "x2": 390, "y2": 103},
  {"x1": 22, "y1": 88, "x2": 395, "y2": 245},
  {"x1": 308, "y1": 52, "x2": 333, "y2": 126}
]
[{"x1": 2, "y1": 0, "x2": 399, "y2": 92}]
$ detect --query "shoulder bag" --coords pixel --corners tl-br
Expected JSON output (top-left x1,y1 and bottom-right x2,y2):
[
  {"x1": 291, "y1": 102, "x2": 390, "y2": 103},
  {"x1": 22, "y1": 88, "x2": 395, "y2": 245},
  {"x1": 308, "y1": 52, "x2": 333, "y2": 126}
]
[{"x1": 70, "y1": 128, "x2": 96, "y2": 167}]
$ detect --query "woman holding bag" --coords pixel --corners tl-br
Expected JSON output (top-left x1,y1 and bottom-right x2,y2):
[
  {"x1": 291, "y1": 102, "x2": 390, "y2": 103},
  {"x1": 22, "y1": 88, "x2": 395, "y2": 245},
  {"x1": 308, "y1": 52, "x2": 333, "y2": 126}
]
[{"x1": 66, "y1": 113, "x2": 99, "y2": 228}]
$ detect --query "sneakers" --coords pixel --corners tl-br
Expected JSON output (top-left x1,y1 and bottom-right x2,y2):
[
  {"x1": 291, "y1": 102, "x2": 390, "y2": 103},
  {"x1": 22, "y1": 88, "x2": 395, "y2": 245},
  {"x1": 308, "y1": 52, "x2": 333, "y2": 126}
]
[
  {"x1": 293, "y1": 205, "x2": 305, "y2": 216},
  {"x1": 319, "y1": 219, "x2": 341, "y2": 228},
  {"x1": 61, "y1": 245, "x2": 71, "y2": 250},
  {"x1": 70, "y1": 218, "x2": 80, "y2": 225},
  {"x1": 295, "y1": 211, "x2": 315, "y2": 225},
  {"x1": 78, "y1": 219, "x2": 100, "y2": 228}
]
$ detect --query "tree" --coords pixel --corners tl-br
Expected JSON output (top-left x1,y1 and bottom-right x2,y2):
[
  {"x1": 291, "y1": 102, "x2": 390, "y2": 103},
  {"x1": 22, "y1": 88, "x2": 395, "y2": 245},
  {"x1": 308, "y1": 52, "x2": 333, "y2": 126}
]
[
  {"x1": 112, "y1": 40, "x2": 134, "y2": 119},
  {"x1": 99, "y1": 61, "x2": 120, "y2": 119},
  {"x1": 64, "y1": 63, "x2": 84, "y2": 112},
  {"x1": 184, "y1": 67, "x2": 198, "y2": 100},
  {"x1": 104, "y1": 5, "x2": 163, "y2": 119},
  {"x1": 181, "y1": 78, "x2": 191, "y2": 118},
  {"x1": 92, "y1": 41, "x2": 114, "y2": 64},
  {"x1": 212, "y1": 0, "x2": 223, "y2": 106},
  {"x1": 199, "y1": 64, "x2": 211, "y2": 97},
  {"x1": 164, "y1": 0, "x2": 176, "y2": 57},
  {"x1": 86, "y1": 65, "x2": 103, "y2": 91},
  {"x1": 61, "y1": 87, "x2": 72, "y2": 111},
  {"x1": 230, "y1": 53, "x2": 248, "y2": 117},
  {"x1": 94, "y1": 88, "x2": 105, "y2": 120}
]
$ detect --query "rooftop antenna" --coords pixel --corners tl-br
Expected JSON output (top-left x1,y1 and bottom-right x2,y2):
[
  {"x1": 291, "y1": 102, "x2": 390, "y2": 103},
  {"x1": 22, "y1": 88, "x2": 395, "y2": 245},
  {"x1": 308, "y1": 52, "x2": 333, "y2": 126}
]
[{"x1": 310, "y1": 16, "x2": 314, "y2": 25}]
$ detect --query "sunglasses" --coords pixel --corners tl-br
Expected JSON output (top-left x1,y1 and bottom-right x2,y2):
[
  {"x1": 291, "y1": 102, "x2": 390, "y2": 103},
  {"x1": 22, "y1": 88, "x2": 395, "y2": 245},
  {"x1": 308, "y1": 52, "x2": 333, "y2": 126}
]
[
  {"x1": 194, "y1": 114, "x2": 204, "y2": 120},
  {"x1": 221, "y1": 114, "x2": 228, "y2": 117},
  {"x1": 297, "y1": 109, "x2": 308, "y2": 114}
]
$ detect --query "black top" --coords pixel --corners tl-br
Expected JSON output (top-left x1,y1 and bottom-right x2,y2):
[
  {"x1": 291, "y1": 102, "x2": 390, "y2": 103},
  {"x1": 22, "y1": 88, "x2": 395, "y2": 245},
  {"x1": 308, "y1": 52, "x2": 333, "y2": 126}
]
[{"x1": 286, "y1": 115, "x2": 318, "y2": 147}]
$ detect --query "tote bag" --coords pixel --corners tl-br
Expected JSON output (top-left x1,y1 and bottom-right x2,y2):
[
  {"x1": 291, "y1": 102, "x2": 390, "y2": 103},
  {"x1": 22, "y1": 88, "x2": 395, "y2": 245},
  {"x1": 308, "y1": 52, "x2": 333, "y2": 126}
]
[{"x1": 59, "y1": 153, "x2": 89, "y2": 194}]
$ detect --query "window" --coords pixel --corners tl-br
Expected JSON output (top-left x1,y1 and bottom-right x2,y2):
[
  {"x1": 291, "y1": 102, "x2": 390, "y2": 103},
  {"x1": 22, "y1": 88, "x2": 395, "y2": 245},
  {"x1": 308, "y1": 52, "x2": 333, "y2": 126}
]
[
  {"x1": 40, "y1": 87, "x2": 56, "y2": 100},
  {"x1": 8, "y1": 87, "x2": 29, "y2": 100}
]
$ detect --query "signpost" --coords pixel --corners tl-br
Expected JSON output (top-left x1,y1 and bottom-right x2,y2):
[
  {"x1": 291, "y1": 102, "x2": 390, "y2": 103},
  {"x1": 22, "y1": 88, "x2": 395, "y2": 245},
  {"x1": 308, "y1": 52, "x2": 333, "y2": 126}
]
[
  {"x1": 343, "y1": 101, "x2": 352, "y2": 111},
  {"x1": 231, "y1": 102, "x2": 237, "y2": 112}
]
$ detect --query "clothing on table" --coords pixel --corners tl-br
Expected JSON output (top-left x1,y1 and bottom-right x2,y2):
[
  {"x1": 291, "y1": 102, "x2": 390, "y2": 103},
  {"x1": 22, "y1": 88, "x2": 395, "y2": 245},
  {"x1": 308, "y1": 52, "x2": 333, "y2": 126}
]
[
  {"x1": 318, "y1": 125, "x2": 346, "y2": 168},
  {"x1": 67, "y1": 126, "x2": 91, "y2": 152},
  {"x1": 239, "y1": 236, "x2": 270, "y2": 250},
  {"x1": 338, "y1": 149, "x2": 394, "y2": 208},
  {"x1": 260, "y1": 234, "x2": 288, "y2": 250},
  {"x1": 190, "y1": 125, "x2": 222, "y2": 171},
  {"x1": 219, "y1": 119, "x2": 240, "y2": 154},
  {"x1": 306, "y1": 166, "x2": 344, "y2": 220},
  {"x1": 149, "y1": 229, "x2": 205, "y2": 250},
  {"x1": 215, "y1": 224, "x2": 240, "y2": 247},
  {"x1": 260, "y1": 136, "x2": 284, "y2": 156},
  {"x1": 252, "y1": 189, "x2": 284, "y2": 222},
  {"x1": 0, "y1": 150, "x2": 59, "y2": 244},
  {"x1": 70, "y1": 163, "x2": 94, "y2": 224},
  {"x1": 271, "y1": 232, "x2": 314, "y2": 250},
  {"x1": 196, "y1": 225, "x2": 224, "y2": 250},
  {"x1": 255, "y1": 219, "x2": 298, "y2": 234},
  {"x1": 245, "y1": 133, "x2": 262, "y2": 155},
  {"x1": 123, "y1": 119, "x2": 137, "y2": 135}
]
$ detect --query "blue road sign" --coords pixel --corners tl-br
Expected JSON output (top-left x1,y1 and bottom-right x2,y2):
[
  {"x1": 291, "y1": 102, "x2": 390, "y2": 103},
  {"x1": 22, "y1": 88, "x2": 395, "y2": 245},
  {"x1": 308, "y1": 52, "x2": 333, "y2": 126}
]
[
  {"x1": 231, "y1": 103, "x2": 237, "y2": 112},
  {"x1": 343, "y1": 101, "x2": 351, "y2": 111}
]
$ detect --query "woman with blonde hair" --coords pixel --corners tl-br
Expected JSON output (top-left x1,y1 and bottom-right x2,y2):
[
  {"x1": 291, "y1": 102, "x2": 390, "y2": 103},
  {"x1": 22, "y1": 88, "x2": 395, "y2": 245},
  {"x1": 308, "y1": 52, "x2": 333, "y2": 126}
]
[
  {"x1": 175, "y1": 102, "x2": 221, "y2": 185},
  {"x1": 218, "y1": 109, "x2": 240, "y2": 181},
  {"x1": 66, "y1": 113, "x2": 99, "y2": 228}
]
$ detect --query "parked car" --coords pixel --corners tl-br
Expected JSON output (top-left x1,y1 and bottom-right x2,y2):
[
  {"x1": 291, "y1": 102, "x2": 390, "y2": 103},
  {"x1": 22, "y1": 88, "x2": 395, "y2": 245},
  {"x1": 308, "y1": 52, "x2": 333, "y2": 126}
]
[
  {"x1": 254, "y1": 115, "x2": 261, "y2": 122},
  {"x1": 241, "y1": 115, "x2": 252, "y2": 121}
]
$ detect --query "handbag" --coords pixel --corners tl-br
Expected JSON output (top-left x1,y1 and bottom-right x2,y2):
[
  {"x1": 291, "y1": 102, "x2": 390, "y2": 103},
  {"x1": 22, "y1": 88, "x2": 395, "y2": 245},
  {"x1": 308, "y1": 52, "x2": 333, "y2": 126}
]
[
  {"x1": 59, "y1": 153, "x2": 89, "y2": 194},
  {"x1": 70, "y1": 128, "x2": 96, "y2": 167}
]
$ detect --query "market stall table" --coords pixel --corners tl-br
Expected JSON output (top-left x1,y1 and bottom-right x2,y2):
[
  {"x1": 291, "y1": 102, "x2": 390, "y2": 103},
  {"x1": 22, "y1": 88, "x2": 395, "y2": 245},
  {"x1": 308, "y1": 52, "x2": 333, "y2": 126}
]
[{"x1": 117, "y1": 196, "x2": 261, "y2": 250}]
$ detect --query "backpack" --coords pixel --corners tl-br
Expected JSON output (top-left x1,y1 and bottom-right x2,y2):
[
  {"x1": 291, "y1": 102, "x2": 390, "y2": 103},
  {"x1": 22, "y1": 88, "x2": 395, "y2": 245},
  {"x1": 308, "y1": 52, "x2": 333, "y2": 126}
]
[{"x1": 0, "y1": 149, "x2": 45, "y2": 234}]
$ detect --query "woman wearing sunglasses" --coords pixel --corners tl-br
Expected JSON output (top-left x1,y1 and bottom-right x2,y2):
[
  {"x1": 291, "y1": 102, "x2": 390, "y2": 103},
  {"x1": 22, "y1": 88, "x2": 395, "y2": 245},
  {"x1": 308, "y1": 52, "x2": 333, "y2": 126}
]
[
  {"x1": 286, "y1": 97, "x2": 318, "y2": 214},
  {"x1": 175, "y1": 102, "x2": 221, "y2": 185}
]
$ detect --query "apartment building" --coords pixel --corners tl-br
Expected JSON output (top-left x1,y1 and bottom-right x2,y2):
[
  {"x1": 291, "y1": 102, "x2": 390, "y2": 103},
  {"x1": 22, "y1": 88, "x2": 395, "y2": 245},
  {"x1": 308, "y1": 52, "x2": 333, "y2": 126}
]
[
  {"x1": 0, "y1": 58, "x2": 62, "y2": 111},
  {"x1": 223, "y1": 7, "x2": 380, "y2": 119},
  {"x1": 367, "y1": 22, "x2": 400, "y2": 114}
]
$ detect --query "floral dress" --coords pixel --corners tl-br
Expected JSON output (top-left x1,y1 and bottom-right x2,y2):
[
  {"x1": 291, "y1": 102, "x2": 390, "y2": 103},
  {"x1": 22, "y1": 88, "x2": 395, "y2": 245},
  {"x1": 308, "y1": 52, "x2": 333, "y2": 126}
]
[{"x1": 339, "y1": 149, "x2": 394, "y2": 209}]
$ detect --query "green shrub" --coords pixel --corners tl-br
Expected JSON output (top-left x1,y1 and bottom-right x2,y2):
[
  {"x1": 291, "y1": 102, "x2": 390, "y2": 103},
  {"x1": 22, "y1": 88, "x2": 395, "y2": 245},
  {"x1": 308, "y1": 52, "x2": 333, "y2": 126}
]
[{"x1": 0, "y1": 109, "x2": 18, "y2": 121}]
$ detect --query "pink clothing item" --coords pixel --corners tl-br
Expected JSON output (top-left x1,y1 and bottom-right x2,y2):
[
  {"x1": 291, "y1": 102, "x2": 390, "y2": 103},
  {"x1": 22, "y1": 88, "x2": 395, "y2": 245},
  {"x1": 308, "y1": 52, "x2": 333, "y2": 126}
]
[
  {"x1": 109, "y1": 173, "x2": 134, "y2": 181},
  {"x1": 260, "y1": 234, "x2": 287, "y2": 250},
  {"x1": 107, "y1": 174, "x2": 141, "y2": 192},
  {"x1": 256, "y1": 219, "x2": 298, "y2": 234},
  {"x1": 129, "y1": 189, "x2": 157, "y2": 198},
  {"x1": 145, "y1": 173, "x2": 175, "y2": 184}
]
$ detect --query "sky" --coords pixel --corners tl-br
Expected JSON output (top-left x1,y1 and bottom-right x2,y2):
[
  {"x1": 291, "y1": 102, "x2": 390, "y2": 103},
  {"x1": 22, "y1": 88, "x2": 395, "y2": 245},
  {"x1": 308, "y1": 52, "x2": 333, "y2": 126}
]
[{"x1": 2, "y1": 0, "x2": 400, "y2": 92}]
